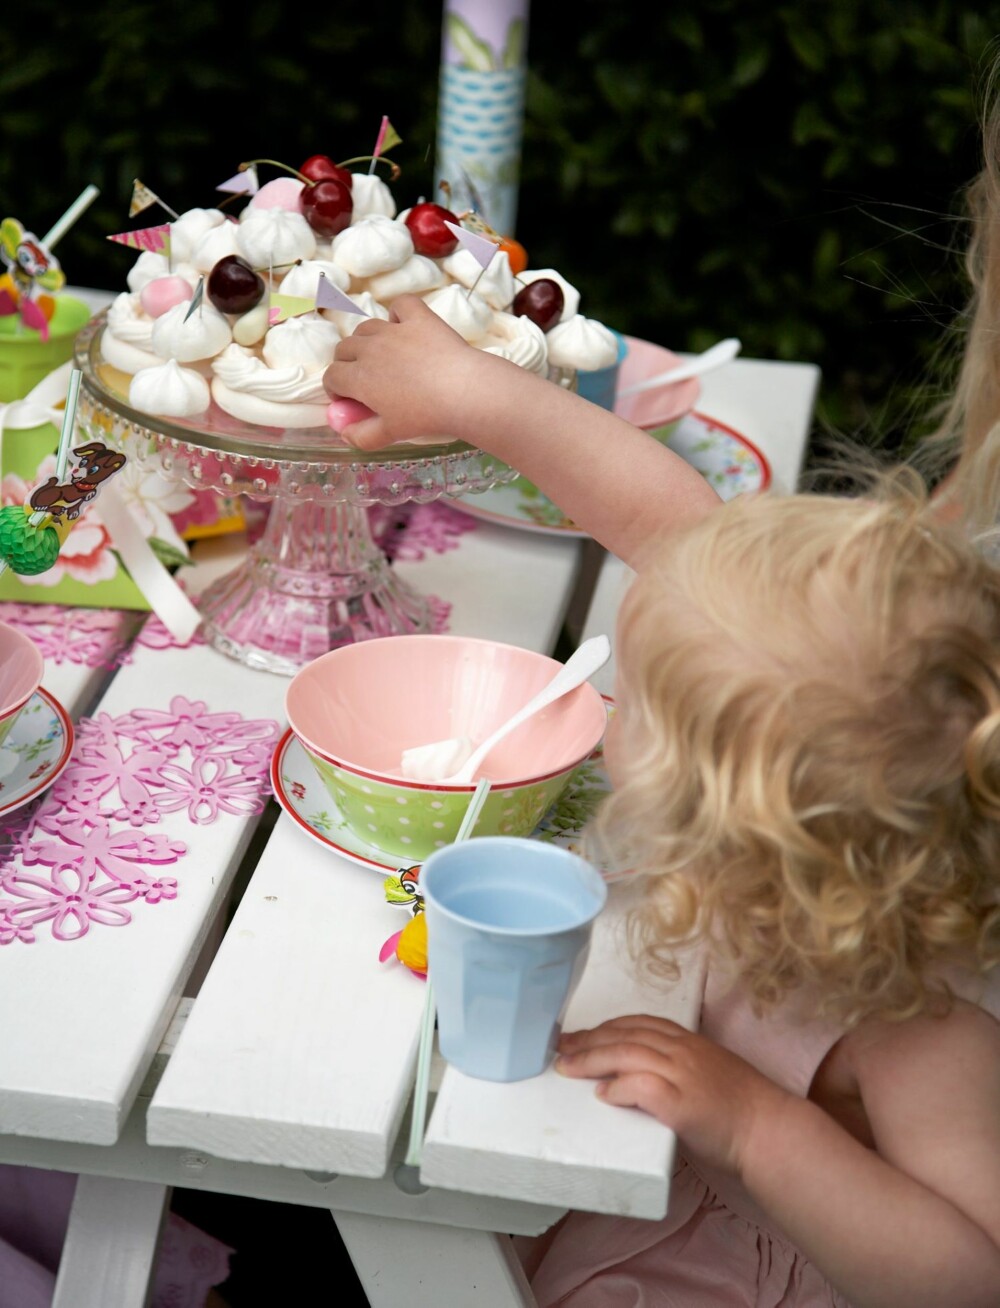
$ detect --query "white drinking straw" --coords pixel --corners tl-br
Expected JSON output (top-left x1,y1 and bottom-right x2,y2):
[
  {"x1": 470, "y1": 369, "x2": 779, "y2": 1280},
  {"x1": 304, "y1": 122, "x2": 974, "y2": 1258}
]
[
  {"x1": 41, "y1": 185, "x2": 100, "y2": 250},
  {"x1": 395, "y1": 775, "x2": 492, "y2": 1192}
]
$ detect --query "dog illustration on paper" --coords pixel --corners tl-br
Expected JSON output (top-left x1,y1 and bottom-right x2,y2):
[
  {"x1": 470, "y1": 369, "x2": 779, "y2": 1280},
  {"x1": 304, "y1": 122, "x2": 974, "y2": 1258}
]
[{"x1": 29, "y1": 442, "x2": 127, "y2": 522}]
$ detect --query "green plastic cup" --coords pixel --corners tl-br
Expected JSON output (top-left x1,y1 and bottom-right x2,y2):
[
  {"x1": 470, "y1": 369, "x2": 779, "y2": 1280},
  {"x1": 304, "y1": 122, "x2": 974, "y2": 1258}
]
[{"x1": 0, "y1": 294, "x2": 93, "y2": 402}]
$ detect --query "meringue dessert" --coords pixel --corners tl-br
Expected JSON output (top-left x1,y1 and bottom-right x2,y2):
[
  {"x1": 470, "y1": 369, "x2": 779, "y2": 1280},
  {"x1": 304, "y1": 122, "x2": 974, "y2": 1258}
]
[{"x1": 100, "y1": 154, "x2": 620, "y2": 433}]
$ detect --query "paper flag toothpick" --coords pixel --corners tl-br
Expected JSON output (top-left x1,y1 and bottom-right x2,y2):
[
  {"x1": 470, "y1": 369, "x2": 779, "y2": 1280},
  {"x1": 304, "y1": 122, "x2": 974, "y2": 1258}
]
[
  {"x1": 268, "y1": 292, "x2": 316, "y2": 324},
  {"x1": 107, "y1": 223, "x2": 172, "y2": 255},
  {"x1": 130, "y1": 179, "x2": 179, "y2": 220},
  {"x1": 217, "y1": 166, "x2": 259, "y2": 196},
  {"x1": 372, "y1": 116, "x2": 402, "y2": 163},
  {"x1": 443, "y1": 220, "x2": 499, "y2": 271},
  {"x1": 315, "y1": 274, "x2": 369, "y2": 317},
  {"x1": 182, "y1": 277, "x2": 205, "y2": 321}
]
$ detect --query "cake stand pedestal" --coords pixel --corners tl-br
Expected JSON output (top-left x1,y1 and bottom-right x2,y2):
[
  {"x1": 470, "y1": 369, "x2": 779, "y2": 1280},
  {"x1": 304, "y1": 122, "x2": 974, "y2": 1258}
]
[{"x1": 75, "y1": 313, "x2": 525, "y2": 675}]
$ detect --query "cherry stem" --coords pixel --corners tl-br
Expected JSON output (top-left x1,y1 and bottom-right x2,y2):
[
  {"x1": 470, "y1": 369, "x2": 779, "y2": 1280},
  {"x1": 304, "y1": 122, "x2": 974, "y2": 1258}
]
[
  {"x1": 336, "y1": 155, "x2": 402, "y2": 181},
  {"x1": 240, "y1": 159, "x2": 310, "y2": 183}
]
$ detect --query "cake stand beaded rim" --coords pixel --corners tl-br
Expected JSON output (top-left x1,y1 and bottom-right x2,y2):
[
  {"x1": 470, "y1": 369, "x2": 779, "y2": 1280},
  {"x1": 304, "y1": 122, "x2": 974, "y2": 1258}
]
[{"x1": 72, "y1": 311, "x2": 525, "y2": 503}]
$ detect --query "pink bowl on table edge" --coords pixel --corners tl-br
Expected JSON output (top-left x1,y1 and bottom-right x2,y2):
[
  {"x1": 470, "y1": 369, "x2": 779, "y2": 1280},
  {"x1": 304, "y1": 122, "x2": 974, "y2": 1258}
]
[
  {"x1": 0, "y1": 620, "x2": 44, "y2": 746},
  {"x1": 284, "y1": 634, "x2": 609, "y2": 861},
  {"x1": 614, "y1": 335, "x2": 701, "y2": 430}
]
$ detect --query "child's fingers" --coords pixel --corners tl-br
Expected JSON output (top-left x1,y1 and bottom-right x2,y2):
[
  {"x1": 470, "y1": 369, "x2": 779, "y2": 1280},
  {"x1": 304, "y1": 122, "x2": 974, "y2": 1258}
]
[
  {"x1": 555, "y1": 1039, "x2": 679, "y2": 1082},
  {"x1": 560, "y1": 1015, "x2": 688, "y2": 1051},
  {"x1": 339, "y1": 415, "x2": 392, "y2": 451},
  {"x1": 596, "y1": 1071, "x2": 681, "y2": 1123}
]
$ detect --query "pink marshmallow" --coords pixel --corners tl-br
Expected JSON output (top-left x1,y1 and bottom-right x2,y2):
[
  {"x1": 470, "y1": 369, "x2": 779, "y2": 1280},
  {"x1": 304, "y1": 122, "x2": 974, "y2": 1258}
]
[
  {"x1": 249, "y1": 177, "x2": 305, "y2": 212},
  {"x1": 327, "y1": 396, "x2": 376, "y2": 431},
  {"x1": 140, "y1": 275, "x2": 193, "y2": 318}
]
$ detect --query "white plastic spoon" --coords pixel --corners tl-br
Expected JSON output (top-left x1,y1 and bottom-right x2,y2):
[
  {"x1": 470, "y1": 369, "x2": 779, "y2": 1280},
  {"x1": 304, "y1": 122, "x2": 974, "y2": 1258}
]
[
  {"x1": 617, "y1": 337, "x2": 742, "y2": 399},
  {"x1": 400, "y1": 633, "x2": 612, "y2": 784}
]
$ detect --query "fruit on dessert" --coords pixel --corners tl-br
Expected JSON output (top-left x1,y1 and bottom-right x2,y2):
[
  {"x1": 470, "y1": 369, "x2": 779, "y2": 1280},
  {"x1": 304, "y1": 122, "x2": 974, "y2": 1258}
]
[
  {"x1": 207, "y1": 255, "x2": 265, "y2": 315},
  {"x1": 300, "y1": 178, "x2": 353, "y2": 238},
  {"x1": 404, "y1": 202, "x2": 460, "y2": 258},
  {"x1": 498, "y1": 234, "x2": 529, "y2": 275},
  {"x1": 299, "y1": 154, "x2": 353, "y2": 189},
  {"x1": 512, "y1": 278, "x2": 564, "y2": 332}
]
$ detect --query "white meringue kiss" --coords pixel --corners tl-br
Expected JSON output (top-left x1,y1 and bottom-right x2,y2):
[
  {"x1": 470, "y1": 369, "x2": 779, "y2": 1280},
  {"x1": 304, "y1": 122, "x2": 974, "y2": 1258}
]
[
  {"x1": 169, "y1": 208, "x2": 228, "y2": 263},
  {"x1": 129, "y1": 359, "x2": 210, "y2": 417},
  {"x1": 331, "y1": 214, "x2": 412, "y2": 279},
  {"x1": 423, "y1": 284, "x2": 493, "y2": 343},
  {"x1": 366, "y1": 254, "x2": 445, "y2": 301},
  {"x1": 348, "y1": 173, "x2": 397, "y2": 221},
  {"x1": 151, "y1": 299, "x2": 233, "y2": 363},
  {"x1": 441, "y1": 247, "x2": 515, "y2": 311},
  {"x1": 480, "y1": 312, "x2": 549, "y2": 375},
  {"x1": 262, "y1": 315, "x2": 340, "y2": 371},
  {"x1": 277, "y1": 258, "x2": 350, "y2": 299},
  {"x1": 190, "y1": 221, "x2": 242, "y2": 274},
  {"x1": 237, "y1": 209, "x2": 317, "y2": 270},
  {"x1": 544, "y1": 314, "x2": 620, "y2": 371}
]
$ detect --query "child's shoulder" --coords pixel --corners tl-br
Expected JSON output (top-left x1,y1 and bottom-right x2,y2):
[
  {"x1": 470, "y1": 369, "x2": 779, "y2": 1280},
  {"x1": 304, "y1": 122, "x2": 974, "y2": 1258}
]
[{"x1": 813, "y1": 996, "x2": 999, "y2": 1127}]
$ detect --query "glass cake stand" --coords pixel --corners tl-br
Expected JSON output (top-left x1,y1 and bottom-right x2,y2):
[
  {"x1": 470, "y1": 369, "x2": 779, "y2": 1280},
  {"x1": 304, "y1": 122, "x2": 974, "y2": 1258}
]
[{"x1": 75, "y1": 311, "x2": 550, "y2": 676}]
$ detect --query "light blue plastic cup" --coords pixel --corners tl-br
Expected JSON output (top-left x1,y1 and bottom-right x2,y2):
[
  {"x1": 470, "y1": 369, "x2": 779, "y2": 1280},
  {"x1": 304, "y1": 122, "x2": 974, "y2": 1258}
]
[
  {"x1": 422, "y1": 836, "x2": 608, "y2": 1082},
  {"x1": 574, "y1": 330, "x2": 628, "y2": 412}
]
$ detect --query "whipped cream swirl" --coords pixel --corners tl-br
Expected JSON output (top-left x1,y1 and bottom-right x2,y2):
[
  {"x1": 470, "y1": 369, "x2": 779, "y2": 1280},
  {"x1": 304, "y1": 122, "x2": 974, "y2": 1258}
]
[
  {"x1": 129, "y1": 359, "x2": 210, "y2": 417},
  {"x1": 331, "y1": 215, "x2": 413, "y2": 278},
  {"x1": 151, "y1": 299, "x2": 233, "y2": 363},
  {"x1": 544, "y1": 314, "x2": 620, "y2": 370}
]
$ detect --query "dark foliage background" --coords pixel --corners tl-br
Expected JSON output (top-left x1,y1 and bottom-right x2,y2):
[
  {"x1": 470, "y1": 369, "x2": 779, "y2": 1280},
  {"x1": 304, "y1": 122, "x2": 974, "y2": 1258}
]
[{"x1": 4, "y1": 1, "x2": 1000, "y2": 459}]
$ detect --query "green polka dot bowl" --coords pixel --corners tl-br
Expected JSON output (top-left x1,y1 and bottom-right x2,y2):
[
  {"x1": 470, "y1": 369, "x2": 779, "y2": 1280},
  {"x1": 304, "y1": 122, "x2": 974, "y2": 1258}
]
[{"x1": 285, "y1": 634, "x2": 608, "y2": 862}]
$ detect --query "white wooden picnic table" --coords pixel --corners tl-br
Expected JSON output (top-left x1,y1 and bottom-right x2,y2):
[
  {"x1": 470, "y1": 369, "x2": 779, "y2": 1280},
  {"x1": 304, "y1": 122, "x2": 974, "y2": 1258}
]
[{"x1": 0, "y1": 290, "x2": 818, "y2": 1307}]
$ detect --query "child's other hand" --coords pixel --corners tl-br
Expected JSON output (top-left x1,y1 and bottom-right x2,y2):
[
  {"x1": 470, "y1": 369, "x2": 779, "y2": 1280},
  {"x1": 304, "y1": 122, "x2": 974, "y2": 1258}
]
[
  {"x1": 556, "y1": 1015, "x2": 791, "y2": 1177},
  {"x1": 323, "y1": 295, "x2": 482, "y2": 450}
]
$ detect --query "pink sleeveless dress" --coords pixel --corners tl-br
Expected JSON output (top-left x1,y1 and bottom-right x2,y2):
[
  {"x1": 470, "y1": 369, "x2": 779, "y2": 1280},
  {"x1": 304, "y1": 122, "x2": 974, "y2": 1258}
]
[{"x1": 519, "y1": 963, "x2": 1000, "y2": 1308}]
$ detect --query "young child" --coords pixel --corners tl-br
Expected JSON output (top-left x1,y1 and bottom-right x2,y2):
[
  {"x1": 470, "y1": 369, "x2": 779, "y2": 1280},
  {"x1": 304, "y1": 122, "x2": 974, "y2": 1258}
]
[{"x1": 325, "y1": 297, "x2": 1000, "y2": 1306}]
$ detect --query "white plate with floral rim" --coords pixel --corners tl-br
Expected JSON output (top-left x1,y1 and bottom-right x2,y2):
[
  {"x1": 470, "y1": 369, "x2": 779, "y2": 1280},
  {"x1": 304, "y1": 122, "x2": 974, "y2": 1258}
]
[
  {"x1": 0, "y1": 687, "x2": 74, "y2": 819},
  {"x1": 270, "y1": 704, "x2": 615, "y2": 876},
  {"x1": 451, "y1": 412, "x2": 772, "y2": 538}
]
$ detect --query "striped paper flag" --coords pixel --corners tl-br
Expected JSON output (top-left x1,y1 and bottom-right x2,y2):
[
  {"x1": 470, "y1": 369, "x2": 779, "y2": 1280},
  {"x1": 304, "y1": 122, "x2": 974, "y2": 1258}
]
[{"x1": 107, "y1": 224, "x2": 172, "y2": 255}]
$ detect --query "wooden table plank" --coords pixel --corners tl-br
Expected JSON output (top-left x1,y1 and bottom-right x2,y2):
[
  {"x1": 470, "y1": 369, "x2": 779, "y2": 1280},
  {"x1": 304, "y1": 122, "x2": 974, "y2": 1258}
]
[
  {"x1": 0, "y1": 632, "x2": 287, "y2": 1144},
  {"x1": 147, "y1": 524, "x2": 583, "y2": 1174},
  {"x1": 420, "y1": 882, "x2": 704, "y2": 1219}
]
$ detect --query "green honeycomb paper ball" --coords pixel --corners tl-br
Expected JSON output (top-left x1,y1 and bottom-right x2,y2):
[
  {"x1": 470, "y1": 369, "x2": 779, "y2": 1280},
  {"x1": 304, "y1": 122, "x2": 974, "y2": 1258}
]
[{"x1": 0, "y1": 505, "x2": 61, "y2": 575}]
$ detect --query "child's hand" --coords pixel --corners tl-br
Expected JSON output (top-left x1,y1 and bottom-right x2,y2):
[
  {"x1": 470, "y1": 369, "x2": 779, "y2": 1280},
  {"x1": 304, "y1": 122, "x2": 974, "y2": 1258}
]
[
  {"x1": 556, "y1": 1014, "x2": 792, "y2": 1177},
  {"x1": 323, "y1": 295, "x2": 491, "y2": 450}
]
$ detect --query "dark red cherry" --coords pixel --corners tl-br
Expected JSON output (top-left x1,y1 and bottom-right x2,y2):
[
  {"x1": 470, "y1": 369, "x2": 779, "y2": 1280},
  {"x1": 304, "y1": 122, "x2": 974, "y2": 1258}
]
[
  {"x1": 299, "y1": 155, "x2": 353, "y2": 189},
  {"x1": 299, "y1": 178, "x2": 354, "y2": 239},
  {"x1": 404, "y1": 202, "x2": 460, "y2": 257},
  {"x1": 206, "y1": 255, "x2": 265, "y2": 315},
  {"x1": 512, "y1": 278, "x2": 564, "y2": 333}
]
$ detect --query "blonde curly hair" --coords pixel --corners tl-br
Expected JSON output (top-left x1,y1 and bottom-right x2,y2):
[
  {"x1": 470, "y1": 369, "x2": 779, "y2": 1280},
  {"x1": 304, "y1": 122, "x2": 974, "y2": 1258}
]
[{"x1": 593, "y1": 470, "x2": 1000, "y2": 1026}]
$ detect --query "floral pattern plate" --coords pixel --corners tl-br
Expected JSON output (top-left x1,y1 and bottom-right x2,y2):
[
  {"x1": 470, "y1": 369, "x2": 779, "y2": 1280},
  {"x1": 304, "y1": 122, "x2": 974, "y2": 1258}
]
[
  {"x1": 0, "y1": 688, "x2": 74, "y2": 819},
  {"x1": 451, "y1": 412, "x2": 772, "y2": 538},
  {"x1": 271, "y1": 715, "x2": 614, "y2": 875}
]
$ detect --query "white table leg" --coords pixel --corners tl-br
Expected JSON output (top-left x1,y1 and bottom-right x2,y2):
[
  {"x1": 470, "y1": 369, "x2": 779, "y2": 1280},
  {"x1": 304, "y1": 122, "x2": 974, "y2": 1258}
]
[
  {"x1": 52, "y1": 1176, "x2": 170, "y2": 1308},
  {"x1": 332, "y1": 1210, "x2": 538, "y2": 1308}
]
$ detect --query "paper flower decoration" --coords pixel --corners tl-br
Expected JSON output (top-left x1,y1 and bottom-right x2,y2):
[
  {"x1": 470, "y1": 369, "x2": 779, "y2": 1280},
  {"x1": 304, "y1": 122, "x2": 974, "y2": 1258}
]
[
  {"x1": 0, "y1": 217, "x2": 66, "y2": 339},
  {"x1": 379, "y1": 864, "x2": 427, "y2": 978}
]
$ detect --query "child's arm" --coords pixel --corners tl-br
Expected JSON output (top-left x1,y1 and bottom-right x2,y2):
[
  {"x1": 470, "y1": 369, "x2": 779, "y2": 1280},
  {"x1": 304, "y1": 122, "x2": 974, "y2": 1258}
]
[
  {"x1": 556, "y1": 1007, "x2": 1000, "y2": 1308},
  {"x1": 323, "y1": 295, "x2": 721, "y2": 565}
]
